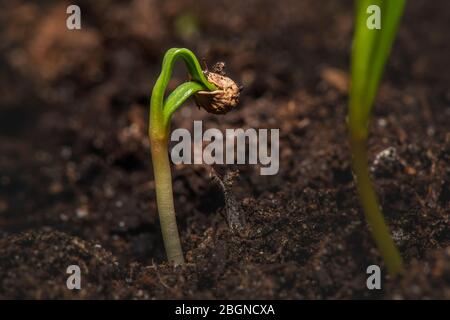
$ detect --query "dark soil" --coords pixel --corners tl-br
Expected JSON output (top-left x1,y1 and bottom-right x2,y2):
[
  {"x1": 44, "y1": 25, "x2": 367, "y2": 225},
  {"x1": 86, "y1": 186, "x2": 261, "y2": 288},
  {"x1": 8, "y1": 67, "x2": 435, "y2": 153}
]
[{"x1": 0, "y1": 0, "x2": 449, "y2": 299}]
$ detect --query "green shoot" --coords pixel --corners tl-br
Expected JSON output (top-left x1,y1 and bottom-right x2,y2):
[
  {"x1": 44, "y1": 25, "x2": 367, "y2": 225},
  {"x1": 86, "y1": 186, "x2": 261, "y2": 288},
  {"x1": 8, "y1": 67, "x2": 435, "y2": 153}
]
[
  {"x1": 149, "y1": 48, "x2": 239, "y2": 264},
  {"x1": 349, "y1": 0, "x2": 406, "y2": 276}
]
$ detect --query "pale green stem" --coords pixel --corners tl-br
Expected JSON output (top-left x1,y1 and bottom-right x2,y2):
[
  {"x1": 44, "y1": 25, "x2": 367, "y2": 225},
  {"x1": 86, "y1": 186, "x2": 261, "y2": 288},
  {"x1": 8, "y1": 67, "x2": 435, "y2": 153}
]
[
  {"x1": 350, "y1": 135, "x2": 404, "y2": 276},
  {"x1": 150, "y1": 136, "x2": 184, "y2": 264},
  {"x1": 149, "y1": 48, "x2": 217, "y2": 264}
]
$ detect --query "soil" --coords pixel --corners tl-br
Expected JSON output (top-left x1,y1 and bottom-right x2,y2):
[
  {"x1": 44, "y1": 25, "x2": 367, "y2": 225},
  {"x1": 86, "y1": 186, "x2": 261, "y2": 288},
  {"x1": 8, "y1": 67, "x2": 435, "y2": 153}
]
[{"x1": 0, "y1": 0, "x2": 449, "y2": 299}]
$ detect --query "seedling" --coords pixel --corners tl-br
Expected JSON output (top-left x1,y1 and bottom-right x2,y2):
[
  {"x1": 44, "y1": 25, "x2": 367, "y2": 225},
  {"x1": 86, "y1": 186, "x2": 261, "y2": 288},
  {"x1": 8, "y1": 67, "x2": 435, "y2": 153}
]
[
  {"x1": 349, "y1": 0, "x2": 406, "y2": 276},
  {"x1": 149, "y1": 48, "x2": 240, "y2": 264}
]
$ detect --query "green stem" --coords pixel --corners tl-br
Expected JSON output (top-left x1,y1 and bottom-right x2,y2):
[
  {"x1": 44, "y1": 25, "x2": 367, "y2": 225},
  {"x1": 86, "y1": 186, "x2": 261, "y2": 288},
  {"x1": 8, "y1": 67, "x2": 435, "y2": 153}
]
[
  {"x1": 350, "y1": 135, "x2": 404, "y2": 276},
  {"x1": 150, "y1": 136, "x2": 184, "y2": 264},
  {"x1": 149, "y1": 48, "x2": 217, "y2": 264}
]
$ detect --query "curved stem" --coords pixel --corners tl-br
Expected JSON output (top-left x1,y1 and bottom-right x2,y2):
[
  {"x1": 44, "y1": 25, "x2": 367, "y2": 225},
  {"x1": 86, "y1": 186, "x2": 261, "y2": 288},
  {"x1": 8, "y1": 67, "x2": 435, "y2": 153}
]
[
  {"x1": 351, "y1": 136, "x2": 404, "y2": 276},
  {"x1": 149, "y1": 48, "x2": 217, "y2": 264},
  {"x1": 150, "y1": 48, "x2": 216, "y2": 131},
  {"x1": 163, "y1": 81, "x2": 205, "y2": 125}
]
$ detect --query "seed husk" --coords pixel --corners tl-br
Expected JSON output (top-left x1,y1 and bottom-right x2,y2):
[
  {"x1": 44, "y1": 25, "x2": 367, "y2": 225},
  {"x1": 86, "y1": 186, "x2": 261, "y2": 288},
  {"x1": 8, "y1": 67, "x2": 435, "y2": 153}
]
[{"x1": 194, "y1": 71, "x2": 241, "y2": 114}]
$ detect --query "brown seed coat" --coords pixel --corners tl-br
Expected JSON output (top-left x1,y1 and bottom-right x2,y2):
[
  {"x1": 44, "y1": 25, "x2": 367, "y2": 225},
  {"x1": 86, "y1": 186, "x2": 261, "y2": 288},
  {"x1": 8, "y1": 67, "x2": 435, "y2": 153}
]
[{"x1": 194, "y1": 71, "x2": 240, "y2": 114}]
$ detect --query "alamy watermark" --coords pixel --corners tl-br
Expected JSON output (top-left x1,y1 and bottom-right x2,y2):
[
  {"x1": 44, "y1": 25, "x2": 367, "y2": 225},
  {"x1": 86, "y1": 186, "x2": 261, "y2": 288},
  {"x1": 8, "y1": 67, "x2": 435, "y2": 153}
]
[
  {"x1": 366, "y1": 265, "x2": 381, "y2": 290},
  {"x1": 170, "y1": 121, "x2": 279, "y2": 175},
  {"x1": 66, "y1": 265, "x2": 81, "y2": 290},
  {"x1": 66, "y1": 5, "x2": 81, "y2": 30},
  {"x1": 366, "y1": 4, "x2": 381, "y2": 30}
]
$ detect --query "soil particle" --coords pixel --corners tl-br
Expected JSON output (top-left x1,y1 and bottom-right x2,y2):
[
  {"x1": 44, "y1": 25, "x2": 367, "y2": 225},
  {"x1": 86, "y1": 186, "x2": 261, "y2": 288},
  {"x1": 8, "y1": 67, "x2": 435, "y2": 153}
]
[
  {"x1": 388, "y1": 247, "x2": 450, "y2": 299},
  {"x1": 0, "y1": 230, "x2": 131, "y2": 299}
]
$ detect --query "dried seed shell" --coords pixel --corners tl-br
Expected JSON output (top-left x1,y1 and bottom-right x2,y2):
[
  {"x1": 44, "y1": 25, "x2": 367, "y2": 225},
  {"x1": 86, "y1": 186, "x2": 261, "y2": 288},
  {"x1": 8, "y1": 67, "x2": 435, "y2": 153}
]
[{"x1": 194, "y1": 72, "x2": 240, "y2": 114}]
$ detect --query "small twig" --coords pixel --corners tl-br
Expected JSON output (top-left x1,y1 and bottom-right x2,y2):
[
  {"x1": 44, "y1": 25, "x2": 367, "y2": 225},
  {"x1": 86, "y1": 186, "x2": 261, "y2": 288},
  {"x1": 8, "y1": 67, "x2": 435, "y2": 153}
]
[{"x1": 210, "y1": 167, "x2": 246, "y2": 234}]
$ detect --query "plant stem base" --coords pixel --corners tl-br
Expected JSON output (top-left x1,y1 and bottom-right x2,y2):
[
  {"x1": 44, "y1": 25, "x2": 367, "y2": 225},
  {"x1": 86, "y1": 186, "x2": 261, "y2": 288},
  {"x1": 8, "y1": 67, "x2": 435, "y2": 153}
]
[
  {"x1": 351, "y1": 137, "x2": 404, "y2": 276},
  {"x1": 151, "y1": 137, "x2": 184, "y2": 265}
]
